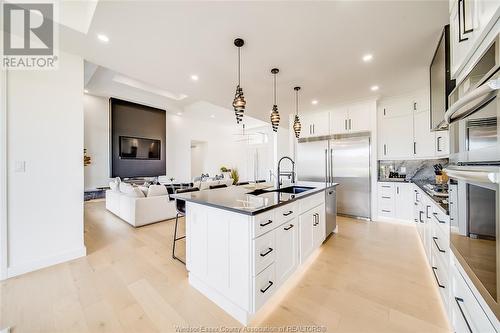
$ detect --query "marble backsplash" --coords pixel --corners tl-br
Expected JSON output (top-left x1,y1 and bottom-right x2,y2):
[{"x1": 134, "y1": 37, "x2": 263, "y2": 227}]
[{"x1": 378, "y1": 158, "x2": 449, "y2": 182}]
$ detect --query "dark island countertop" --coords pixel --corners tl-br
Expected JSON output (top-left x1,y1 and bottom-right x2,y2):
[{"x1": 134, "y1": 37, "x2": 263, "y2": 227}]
[{"x1": 171, "y1": 182, "x2": 338, "y2": 216}]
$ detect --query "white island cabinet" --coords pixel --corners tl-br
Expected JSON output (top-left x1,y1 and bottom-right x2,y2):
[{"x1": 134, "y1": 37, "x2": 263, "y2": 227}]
[{"x1": 178, "y1": 187, "x2": 333, "y2": 325}]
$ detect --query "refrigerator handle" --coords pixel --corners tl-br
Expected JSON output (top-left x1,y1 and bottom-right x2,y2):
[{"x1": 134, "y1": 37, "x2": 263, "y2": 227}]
[
  {"x1": 330, "y1": 148, "x2": 334, "y2": 185},
  {"x1": 324, "y1": 149, "x2": 328, "y2": 186}
]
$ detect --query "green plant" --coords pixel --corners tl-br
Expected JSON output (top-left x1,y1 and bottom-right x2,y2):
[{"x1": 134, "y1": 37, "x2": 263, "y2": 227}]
[
  {"x1": 220, "y1": 166, "x2": 230, "y2": 173},
  {"x1": 230, "y1": 168, "x2": 239, "y2": 185}
]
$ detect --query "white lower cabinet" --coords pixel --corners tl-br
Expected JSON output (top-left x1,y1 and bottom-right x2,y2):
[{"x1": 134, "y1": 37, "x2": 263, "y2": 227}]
[
  {"x1": 185, "y1": 191, "x2": 327, "y2": 325},
  {"x1": 377, "y1": 182, "x2": 412, "y2": 221},
  {"x1": 410, "y1": 184, "x2": 498, "y2": 332},
  {"x1": 450, "y1": 261, "x2": 497, "y2": 333},
  {"x1": 275, "y1": 219, "x2": 299, "y2": 284}
]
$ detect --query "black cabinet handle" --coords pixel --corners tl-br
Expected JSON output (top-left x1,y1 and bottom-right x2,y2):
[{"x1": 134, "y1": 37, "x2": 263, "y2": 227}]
[
  {"x1": 396, "y1": 186, "x2": 399, "y2": 195},
  {"x1": 437, "y1": 136, "x2": 442, "y2": 152},
  {"x1": 432, "y1": 213, "x2": 446, "y2": 224},
  {"x1": 426, "y1": 205, "x2": 431, "y2": 219},
  {"x1": 313, "y1": 213, "x2": 320, "y2": 226},
  {"x1": 455, "y1": 297, "x2": 473, "y2": 333},
  {"x1": 419, "y1": 211, "x2": 424, "y2": 223},
  {"x1": 381, "y1": 185, "x2": 391, "y2": 188},
  {"x1": 413, "y1": 102, "x2": 417, "y2": 111},
  {"x1": 458, "y1": 0, "x2": 470, "y2": 43},
  {"x1": 413, "y1": 142, "x2": 417, "y2": 155},
  {"x1": 284, "y1": 224, "x2": 294, "y2": 231},
  {"x1": 349, "y1": 119, "x2": 352, "y2": 130},
  {"x1": 260, "y1": 280, "x2": 274, "y2": 293},
  {"x1": 260, "y1": 247, "x2": 273, "y2": 257},
  {"x1": 344, "y1": 119, "x2": 348, "y2": 130},
  {"x1": 260, "y1": 220, "x2": 273, "y2": 227},
  {"x1": 383, "y1": 108, "x2": 386, "y2": 116},
  {"x1": 382, "y1": 210, "x2": 391, "y2": 213},
  {"x1": 431, "y1": 267, "x2": 445, "y2": 288},
  {"x1": 283, "y1": 210, "x2": 293, "y2": 216},
  {"x1": 432, "y1": 237, "x2": 446, "y2": 253},
  {"x1": 383, "y1": 144, "x2": 387, "y2": 156},
  {"x1": 382, "y1": 196, "x2": 391, "y2": 199}
]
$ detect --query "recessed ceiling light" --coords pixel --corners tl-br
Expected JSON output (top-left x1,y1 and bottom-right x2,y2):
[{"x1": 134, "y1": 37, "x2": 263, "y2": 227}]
[
  {"x1": 97, "y1": 34, "x2": 109, "y2": 43},
  {"x1": 311, "y1": 100, "x2": 318, "y2": 105},
  {"x1": 210, "y1": 114, "x2": 215, "y2": 118},
  {"x1": 84, "y1": 89, "x2": 89, "y2": 93},
  {"x1": 176, "y1": 112, "x2": 183, "y2": 116},
  {"x1": 371, "y1": 85, "x2": 379, "y2": 91},
  {"x1": 362, "y1": 54, "x2": 373, "y2": 62},
  {"x1": 191, "y1": 75, "x2": 199, "y2": 81}
]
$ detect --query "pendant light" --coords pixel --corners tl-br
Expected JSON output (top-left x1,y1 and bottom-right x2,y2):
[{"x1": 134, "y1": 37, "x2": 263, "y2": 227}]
[
  {"x1": 270, "y1": 68, "x2": 280, "y2": 132},
  {"x1": 293, "y1": 86, "x2": 302, "y2": 138},
  {"x1": 232, "y1": 38, "x2": 246, "y2": 124}
]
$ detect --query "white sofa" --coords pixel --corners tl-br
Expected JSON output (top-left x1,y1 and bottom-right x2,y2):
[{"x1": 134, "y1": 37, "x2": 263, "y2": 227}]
[{"x1": 105, "y1": 185, "x2": 177, "y2": 227}]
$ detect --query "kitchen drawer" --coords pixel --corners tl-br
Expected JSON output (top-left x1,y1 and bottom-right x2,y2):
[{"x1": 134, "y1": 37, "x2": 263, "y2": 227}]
[
  {"x1": 451, "y1": 262, "x2": 496, "y2": 333},
  {"x1": 378, "y1": 195, "x2": 394, "y2": 208},
  {"x1": 253, "y1": 230, "x2": 276, "y2": 275},
  {"x1": 378, "y1": 207, "x2": 395, "y2": 218},
  {"x1": 299, "y1": 192, "x2": 324, "y2": 213},
  {"x1": 275, "y1": 202, "x2": 299, "y2": 224},
  {"x1": 378, "y1": 182, "x2": 395, "y2": 196},
  {"x1": 430, "y1": 207, "x2": 450, "y2": 237},
  {"x1": 254, "y1": 262, "x2": 276, "y2": 311},
  {"x1": 430, "y1": 223, "x2": 450, "y2": 270},
  {"x1": 431, "y1": 249, "x2": 450, "y2": 311},
  {"x1": 253, "y1": 210, "x2": 276, "y2": 238}
]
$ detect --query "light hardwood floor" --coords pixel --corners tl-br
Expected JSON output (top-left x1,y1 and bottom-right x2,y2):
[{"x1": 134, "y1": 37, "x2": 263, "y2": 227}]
[{"x1": 0, "y1": 201, "x2": 451, "y2": 332}]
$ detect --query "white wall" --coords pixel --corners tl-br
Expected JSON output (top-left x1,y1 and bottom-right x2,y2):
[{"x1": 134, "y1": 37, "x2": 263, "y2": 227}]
[
  {"x1": 5, "y1": 51, "x2": 85, "y2": 278},
  {"x1": 1, "y1": 68, "x2": 7, "y2": 279},
  {"x1": 84, "y1": 94, "x2": 109, "y2": 189},
  {"x1": 83, "y1": 98, "x2": 281, "y2": 185}
]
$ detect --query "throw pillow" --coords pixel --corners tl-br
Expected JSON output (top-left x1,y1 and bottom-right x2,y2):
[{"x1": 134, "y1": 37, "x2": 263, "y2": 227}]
[
  {"x1": 127, "y1": 187, "x2": 145, "y2": 198},
  {"x1": 119, "y1": 182, "x2": 134, "y2": 194},
  {"x1": 147, "y1": 184, "x2": 168, "y2": 197}
]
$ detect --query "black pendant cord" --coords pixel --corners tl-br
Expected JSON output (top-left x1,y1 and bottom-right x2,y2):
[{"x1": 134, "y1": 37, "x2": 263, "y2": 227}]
[
  {"x1": 295, "y1": 89, "x2": 298, "y2": 115},
  {"x1": 273, "y1": 73, "x2": 277, "y2": 105},
  {"x1": 237, "y1": 47, "x2": 241, "y2": 87}
]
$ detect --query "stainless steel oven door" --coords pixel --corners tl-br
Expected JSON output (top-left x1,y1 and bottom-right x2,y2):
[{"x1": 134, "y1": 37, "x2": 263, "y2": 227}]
[
  {"x1": 447, "y1": 75, "x2": 499, "y2": 164},
  {"x1": 446, "y1": 165, "x2": 500, "y2": 319},
  {"x1": 446, "y1": 34, "x2": 500, "y2": 164}
]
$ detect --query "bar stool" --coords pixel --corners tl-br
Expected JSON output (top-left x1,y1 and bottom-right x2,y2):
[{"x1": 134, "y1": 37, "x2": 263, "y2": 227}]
[
  {"x1": 209, "y1": 184, "x2": 228, "y2": 190},
  {"x1": 172, "y1": 187, "x2": 199, "y2": 264}
]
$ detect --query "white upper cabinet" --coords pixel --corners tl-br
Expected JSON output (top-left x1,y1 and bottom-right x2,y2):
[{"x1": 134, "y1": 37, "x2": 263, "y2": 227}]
[
  {"x1": 329, "y1": 101, "x2": 372, "y2": 134},
  {"x1": 378, "y1": 88, "x2": 448, "y2": 160},
  {"x1": 378, "y1": 112, "x2": 414, "y2": 159},
  {"x1": 450, "y1": 0, "x2": 500, "y2": 78},
  {"x1": 378, "y1": 96, "x2": 412, "y2": 118},
  {"x1": 413, "y1": 109, "x2": 436, "y2": 158},
  {"x1": 300, "y1": 112, "x2": 329, "y2": 138},
  {"x1": 347, "y1": 102, "x2": 371, "y2": 133},
  {"x1": 329, "y1": 106, "x2": 349, "y2": 134}
]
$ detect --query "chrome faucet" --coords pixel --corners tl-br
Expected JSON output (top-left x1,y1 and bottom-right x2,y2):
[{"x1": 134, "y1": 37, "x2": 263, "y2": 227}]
[{"x1": 277, "y1": 156, "x2": 295, "y2": 189}]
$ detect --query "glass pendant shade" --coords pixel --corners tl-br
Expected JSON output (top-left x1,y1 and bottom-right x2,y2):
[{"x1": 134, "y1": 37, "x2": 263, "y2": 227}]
[
  {"x1": 233, "y1": 85, "x2": 245, "y2": 124},
  {"x1": 270, "y1": 104, "x2": 280, "y2": 132},
  {"x1": 293, "y1": 115, "x2": 301, "y2": 138},
  {"x1": 270, "y1": 68, "x2": 280, "y2": 132},
  {"x1": 293, "y1": 86, "x2": 301, "y2": 139},
  {"x1": 233, "y1": 38, "x2": 246, "y2": 124}
]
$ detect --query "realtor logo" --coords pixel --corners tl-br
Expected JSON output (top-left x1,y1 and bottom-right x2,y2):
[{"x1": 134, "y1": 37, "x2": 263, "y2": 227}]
[{"x1": 2, "y1": 2, "x2": 58, "y2": 69}]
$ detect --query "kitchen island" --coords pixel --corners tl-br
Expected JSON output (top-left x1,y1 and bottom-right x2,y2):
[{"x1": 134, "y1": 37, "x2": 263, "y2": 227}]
[{"x1": 171, "y1": 182, "x2": 338, "y2": 325}]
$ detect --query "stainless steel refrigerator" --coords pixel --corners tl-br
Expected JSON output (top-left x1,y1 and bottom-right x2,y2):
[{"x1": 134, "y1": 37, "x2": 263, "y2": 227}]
[{"x1": 297, "y1": 133, "x2": 371, "y2": 220}]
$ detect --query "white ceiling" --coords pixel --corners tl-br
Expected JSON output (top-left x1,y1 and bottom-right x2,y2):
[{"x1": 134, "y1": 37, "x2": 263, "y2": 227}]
[{"x1": 61, "y1": 1, "x2": 449, "y2": 126}]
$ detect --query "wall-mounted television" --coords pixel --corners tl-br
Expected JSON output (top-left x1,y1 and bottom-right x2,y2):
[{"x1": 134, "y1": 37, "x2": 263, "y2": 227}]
[{"x1": 119, "y1": 136, "x2": 161, "y2": 160}]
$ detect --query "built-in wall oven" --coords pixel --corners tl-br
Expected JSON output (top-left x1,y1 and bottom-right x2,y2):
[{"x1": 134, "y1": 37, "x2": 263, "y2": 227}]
[
  {"x1": 445, "y1": 32, "x2": 500, "y2": 321},
  {"x1": 446, "y1": 166, "x2": 500, "y2": 319},
  {"x1": 446, "y1": 33, "x2": 500, "y2": 165}
]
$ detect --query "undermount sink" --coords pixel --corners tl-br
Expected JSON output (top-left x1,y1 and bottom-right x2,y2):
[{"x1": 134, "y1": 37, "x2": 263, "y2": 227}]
[
  {"x1": 247, "y1": 186, "x2": 315, "y2": 196},
  {"x1": 274, "y1": 186, "x2": 315, "y2": 194}
]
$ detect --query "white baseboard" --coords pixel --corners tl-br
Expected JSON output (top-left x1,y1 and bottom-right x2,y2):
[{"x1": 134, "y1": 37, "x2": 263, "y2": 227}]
[{"x1": 6, "y1": 245, "x2": 86, "y2": 279}]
